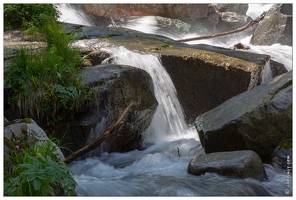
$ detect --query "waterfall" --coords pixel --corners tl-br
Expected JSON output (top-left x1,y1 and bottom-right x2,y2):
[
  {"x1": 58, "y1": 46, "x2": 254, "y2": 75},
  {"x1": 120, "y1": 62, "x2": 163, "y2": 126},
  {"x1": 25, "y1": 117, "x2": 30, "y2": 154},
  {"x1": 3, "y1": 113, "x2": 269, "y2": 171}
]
[
  {"x1": 261, "y1": 60, "x2": 273, "y2": 84},
  {"x1": 101, "y1": 46, "x2": 191, "y2": 144},
  {"x1": 55, "y1": 4, "x2": 95, "y2": 26}
]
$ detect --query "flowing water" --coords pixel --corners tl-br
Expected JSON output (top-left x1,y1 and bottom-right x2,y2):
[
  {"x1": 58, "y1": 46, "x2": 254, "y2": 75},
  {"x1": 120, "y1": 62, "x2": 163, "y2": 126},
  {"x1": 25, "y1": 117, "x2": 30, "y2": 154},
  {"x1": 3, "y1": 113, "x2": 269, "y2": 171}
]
[{"x1": 56, "y1": 4, "x2": 293, "y2": 196}]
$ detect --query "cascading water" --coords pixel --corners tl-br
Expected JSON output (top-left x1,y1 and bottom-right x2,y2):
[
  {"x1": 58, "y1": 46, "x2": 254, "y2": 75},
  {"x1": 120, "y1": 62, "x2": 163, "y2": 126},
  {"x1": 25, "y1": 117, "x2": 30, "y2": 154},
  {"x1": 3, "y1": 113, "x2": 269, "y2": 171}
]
[
  {"x1": 261, "y1": 60, "x2": 273, "y2": 84},
  {"x1": 57, "y1": 4, "x2": 292, "y2": 196},
  {"x1": 101, "y1": 46, "x2": 191, "y2": 144}
]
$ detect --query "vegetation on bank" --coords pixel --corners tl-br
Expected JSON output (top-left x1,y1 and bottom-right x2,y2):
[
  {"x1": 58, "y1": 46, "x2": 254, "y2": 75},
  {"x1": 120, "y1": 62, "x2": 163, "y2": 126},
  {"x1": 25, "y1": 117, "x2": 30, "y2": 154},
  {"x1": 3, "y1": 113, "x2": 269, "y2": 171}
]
[
  {"x1": 4, "y1": 4, "x2": 97, "y2": 196},
  {"x1": 4, "y1": 4, "x2": 97, "y2": 126},
  {"x1": 4, "y1": 141, "x2": 77, "y2": 196}
]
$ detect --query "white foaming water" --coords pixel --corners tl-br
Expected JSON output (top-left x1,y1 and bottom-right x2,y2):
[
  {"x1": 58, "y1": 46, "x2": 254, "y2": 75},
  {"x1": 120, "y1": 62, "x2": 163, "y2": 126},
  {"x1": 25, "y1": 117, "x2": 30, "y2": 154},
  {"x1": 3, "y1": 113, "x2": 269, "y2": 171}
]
[
  {"x1": 122, "y1": 16, "x2": 160, "y2": 35},
  {"x1": 261, "y1": 60, "x2": 273, "y2": 84},
  {"x1": 55, "y1": 4, "x2": 95, "y2": 26},
  {"x1": 101, "y1": 46, "x2": 196, "y2": 144},
  {"x1": 246, "y1": 4, "x2": 273, "y2": 19}
]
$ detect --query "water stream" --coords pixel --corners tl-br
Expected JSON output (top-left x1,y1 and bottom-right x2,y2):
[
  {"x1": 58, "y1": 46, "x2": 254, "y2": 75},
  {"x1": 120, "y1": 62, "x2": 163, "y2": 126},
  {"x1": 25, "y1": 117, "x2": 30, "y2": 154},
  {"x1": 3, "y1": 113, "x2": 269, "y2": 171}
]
[{"x1": 56, "y1": 4, "x2": 292, "y2": 196}]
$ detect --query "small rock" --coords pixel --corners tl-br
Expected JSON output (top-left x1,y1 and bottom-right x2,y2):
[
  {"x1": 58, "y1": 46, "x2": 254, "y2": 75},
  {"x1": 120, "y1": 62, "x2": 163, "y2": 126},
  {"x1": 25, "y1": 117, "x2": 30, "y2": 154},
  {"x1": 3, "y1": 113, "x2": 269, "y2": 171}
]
[{"x1": 188, "y1": 150, "x2": 267, "y2": 181}]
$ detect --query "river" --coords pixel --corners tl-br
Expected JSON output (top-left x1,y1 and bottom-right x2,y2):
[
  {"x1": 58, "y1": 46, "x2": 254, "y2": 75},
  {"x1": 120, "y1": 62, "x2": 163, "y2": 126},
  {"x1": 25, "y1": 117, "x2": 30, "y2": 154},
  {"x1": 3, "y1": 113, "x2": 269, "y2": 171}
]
[{"x1": 56, "y1": 4, "x2": 292, "y2": 196}]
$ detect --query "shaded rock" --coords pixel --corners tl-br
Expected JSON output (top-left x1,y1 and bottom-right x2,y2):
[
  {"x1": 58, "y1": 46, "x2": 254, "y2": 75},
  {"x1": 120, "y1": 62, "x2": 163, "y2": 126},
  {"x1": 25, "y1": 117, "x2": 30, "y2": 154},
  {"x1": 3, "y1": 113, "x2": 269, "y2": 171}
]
[
  {"x1": 270, "y1": 59, "x2": 288, "y2": 77},
  {"x1": 251, "y1": 4, "x2": 292, "y2": 46},
  {"x1": 51, "y1": 64, "x2": 158, "y2": 157},
  {"x1": 160, "y1": 44, "x2": 270, "y2": 123},
  {"x1": 270, "y1": 139, "x2": 292, "y2": 170},
  {"x1": 188, "y1": 150, "x2": 267, "y2": 181},
  {"x1": 87, "y1": 51, "x2": 111, "y2": 66},
  {"x1": 195, "y1": 71, "x2": 292, "y2": 161},
  {"x1": 4, "y1": 118, "x2": 65, "y2": 161},
  {"x1": 233, "y1": 42, "x2": 250, "y2": 50}
]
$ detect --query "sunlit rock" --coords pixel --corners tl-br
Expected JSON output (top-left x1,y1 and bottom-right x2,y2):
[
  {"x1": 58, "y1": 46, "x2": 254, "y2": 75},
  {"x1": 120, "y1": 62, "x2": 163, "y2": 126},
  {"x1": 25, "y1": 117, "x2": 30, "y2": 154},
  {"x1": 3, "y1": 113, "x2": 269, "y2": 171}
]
[{"x1": 251, "y1": 4, "x2": 292, "y2": 46}]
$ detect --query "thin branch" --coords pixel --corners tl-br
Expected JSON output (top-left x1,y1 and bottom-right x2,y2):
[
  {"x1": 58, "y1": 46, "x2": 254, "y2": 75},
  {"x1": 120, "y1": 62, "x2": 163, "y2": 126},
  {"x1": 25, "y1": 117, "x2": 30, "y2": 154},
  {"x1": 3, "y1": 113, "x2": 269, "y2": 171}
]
[
  {"x1": 176, "y1": 11, "x2": 267, "y2": 42},
  {"x1": 65, "y1": 101, "x2": 135, "y2": 164}
]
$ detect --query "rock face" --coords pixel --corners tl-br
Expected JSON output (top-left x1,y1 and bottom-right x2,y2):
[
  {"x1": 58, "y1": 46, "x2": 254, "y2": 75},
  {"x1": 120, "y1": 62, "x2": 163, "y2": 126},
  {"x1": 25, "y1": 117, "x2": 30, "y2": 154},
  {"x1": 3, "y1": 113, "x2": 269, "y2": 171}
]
[
  {"x1": 195, "y1": 71, "x2": 292, "y2": 161},
  {"x1": 188, "y1": 150, "x2": 267, "y2": 181},
  {"x1": 251, "y1": 4, "x2": 292, "y2": 46},
  {"x1": 160, "y1": 44, "x2": 270, "y2": 123},
  {"x1": 52, "y1": 64, "x2": 158, "y2": 157}
]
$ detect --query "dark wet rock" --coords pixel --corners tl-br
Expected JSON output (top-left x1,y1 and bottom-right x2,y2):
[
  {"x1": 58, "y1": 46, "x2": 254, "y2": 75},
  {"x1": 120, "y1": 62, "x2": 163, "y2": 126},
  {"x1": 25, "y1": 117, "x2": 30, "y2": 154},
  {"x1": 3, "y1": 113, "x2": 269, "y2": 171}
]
[
  {"x1": 270, "y1": 60, "x2": 288, "y2": 77},
  {"x1": 233, "y1": 42, "x2": 250, "y2": 50},
  {"x1": 251, "y1": 4, "x2": 292, "y2": 46},
  {"x1": 188, "y1": 150, "x2": 267, "y2": 181},
  {"x1": 51, "y1": 64, "x2": 158, "y2": 157},
  {"x1": 195, "y1": 71, "x2": 292, "y2": 161},
  {"x1": 270, "y1": 139, "x2": 292, "y2": 170}
]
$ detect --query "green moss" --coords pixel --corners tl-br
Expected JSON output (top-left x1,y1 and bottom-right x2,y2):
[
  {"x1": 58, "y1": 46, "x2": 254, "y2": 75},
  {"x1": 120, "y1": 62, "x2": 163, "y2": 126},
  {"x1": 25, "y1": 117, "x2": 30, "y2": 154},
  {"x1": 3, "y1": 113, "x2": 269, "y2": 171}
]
[
  {"x1": 161, "y1": 44, "x2": 172, "y2": 48},
  {"x1": 20, "y1": 118, "x2": 32, "y2": 124},
  {"x1": 277, "y1": 139, "x2": 292, "y2": 150}
]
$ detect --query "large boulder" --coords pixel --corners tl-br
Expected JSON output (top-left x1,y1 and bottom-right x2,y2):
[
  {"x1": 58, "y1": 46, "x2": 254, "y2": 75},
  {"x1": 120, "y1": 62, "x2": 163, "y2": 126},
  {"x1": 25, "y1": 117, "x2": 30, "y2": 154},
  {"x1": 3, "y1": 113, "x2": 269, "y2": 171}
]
[
  {"x1": 4, "y1": 118, "x2": 65, "y2": 161},
  {"x1": 250, "y1": 4, "x2": 292, "y2": 46},
  {"x1": 51, "y1": 64, "x2": 158, "y2": 157},
  {"x1": 69, "y1": 25, "x2": 271, "y2": 124},
  {"x1": 195, "y1": 71, "x2": 292, "y2": 161},
  {"x1": 207, "y1": 4, "x2": 252, "y2": 33},
  {"x1": 188, "y1": 150, "x2": 267, "y2": 181}
]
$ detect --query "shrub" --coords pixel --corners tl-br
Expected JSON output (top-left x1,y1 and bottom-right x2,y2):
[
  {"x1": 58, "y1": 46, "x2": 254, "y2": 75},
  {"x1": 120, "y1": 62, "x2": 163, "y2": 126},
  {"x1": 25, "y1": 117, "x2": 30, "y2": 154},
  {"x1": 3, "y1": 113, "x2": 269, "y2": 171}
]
[
  {"x1": 4, "y1": 16, "x2": 98, "y2": 126},
  {"x1": 4, "y1": 141, "x2": 77, "y2": 196},
  {"x1": 4, "y1": 4, "x2": 60, "y2": 31}
]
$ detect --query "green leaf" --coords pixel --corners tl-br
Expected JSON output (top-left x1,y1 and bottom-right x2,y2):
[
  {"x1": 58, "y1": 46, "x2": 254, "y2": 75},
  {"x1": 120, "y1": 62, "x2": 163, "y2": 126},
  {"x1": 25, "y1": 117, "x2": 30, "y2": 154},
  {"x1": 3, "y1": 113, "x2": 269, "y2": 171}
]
[
  {"x1": 18, "y1": 163, "x2": 34, "y2": 169},
  {"x1": 33, "y1": 178, "x2": 42, "y2": 191},
  {"x1": 57, "y1": 72, "x2": 61, "y2": 79},
  {"x1": 20, "y1": 169, "x2": 37, "y2": 175}
]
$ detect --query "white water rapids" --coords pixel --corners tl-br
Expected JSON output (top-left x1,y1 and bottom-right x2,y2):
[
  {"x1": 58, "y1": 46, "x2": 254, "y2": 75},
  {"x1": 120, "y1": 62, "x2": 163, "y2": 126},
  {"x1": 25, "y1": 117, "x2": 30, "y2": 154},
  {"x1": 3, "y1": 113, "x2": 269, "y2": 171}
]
[{"x1": 56, "y1": 4, "x2": 292, "y2": 196}]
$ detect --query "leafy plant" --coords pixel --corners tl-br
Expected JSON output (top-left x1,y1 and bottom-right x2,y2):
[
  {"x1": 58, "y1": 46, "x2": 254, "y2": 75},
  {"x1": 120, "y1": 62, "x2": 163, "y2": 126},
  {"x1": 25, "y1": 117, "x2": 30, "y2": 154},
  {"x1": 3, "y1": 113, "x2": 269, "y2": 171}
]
[
  {"x1": 4, "y1": 15, "x2": 99, "y2": 126},
  {"x1": 4, "y1": 4, "x2": 60, "y2": 31},
  {"x1": 4, "y1": 141, "x2": 77, "y2": 196}
]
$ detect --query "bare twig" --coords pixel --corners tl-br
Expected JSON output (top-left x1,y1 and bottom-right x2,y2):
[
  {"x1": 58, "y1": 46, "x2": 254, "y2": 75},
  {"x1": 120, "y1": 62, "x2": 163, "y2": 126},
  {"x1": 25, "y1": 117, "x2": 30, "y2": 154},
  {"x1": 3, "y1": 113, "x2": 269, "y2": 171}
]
[{"x1": 176, "y1": 11, "x2": 267, "y2": 42}]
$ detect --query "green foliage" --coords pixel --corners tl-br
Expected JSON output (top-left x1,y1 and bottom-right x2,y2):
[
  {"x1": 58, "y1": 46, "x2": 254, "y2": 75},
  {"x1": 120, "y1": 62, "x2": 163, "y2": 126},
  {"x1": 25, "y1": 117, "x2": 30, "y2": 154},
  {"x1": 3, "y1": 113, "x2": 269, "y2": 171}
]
[
  {"x1": 4, "y1": 16, "x2": 97, "y2": 126},
  {"x1": 4, "y1": 4, "x2": 60, "y2": 31},
  {"x1": 4, "y1": 141, "x2": 77, "y2": 196}
]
